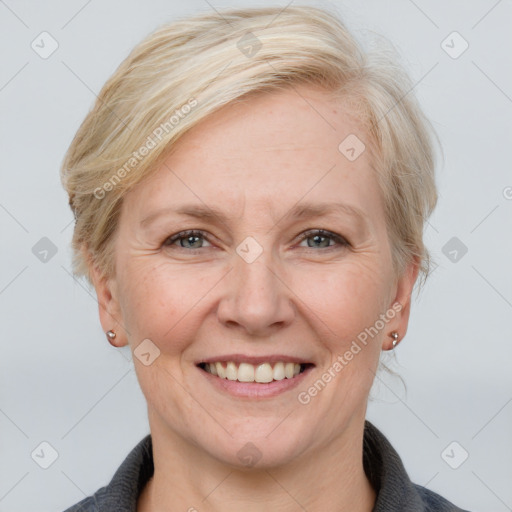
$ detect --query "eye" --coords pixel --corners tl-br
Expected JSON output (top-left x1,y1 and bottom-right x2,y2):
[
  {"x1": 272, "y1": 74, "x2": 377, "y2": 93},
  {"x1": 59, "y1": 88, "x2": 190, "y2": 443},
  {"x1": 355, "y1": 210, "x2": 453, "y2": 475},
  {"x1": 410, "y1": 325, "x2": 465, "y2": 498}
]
[
  {"x1": 162, "y1": 228, "x2": 349, "y2": 252},
  {"x1": 296, "y1": 229, "x2": 349, "y2": 250},
  {"x1": 163, "y1": 230, "x2": 212, "y2": 250}
]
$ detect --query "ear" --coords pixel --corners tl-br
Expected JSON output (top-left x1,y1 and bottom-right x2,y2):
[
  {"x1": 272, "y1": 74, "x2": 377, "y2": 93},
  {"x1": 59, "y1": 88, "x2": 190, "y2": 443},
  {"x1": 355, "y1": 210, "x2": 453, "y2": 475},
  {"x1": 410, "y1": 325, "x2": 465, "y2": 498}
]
[
  {"x1": 87, "y1": 251, "x2": 128, "y2": 348},
  {"x1": 383, "y1": 256, "x2": 420, "y2": 350}
]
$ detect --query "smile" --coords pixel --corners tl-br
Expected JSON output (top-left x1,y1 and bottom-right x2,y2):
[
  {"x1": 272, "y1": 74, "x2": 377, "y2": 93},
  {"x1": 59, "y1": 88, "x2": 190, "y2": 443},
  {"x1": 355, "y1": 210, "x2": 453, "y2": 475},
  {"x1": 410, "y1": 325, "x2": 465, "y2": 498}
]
[{"x1": 198, "y1": 361, "x2": 310, "y2": 383}]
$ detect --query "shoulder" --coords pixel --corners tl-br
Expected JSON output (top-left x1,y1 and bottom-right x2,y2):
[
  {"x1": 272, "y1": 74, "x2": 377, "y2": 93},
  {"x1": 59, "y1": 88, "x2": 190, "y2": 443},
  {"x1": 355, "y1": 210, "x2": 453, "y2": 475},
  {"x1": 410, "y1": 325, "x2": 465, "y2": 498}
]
[
  {"x1": 413, "y1": 484, "x2": 471, "y2": 512},
  {"x1": 62, "y1": 489, "x2": 105, "y2": 511},
  {"x1": 61, "y1": 434, "x2": 153, "y2": 512},
  {"x1": 363, "y1": 421, "x2": 472, "y2": 512}
]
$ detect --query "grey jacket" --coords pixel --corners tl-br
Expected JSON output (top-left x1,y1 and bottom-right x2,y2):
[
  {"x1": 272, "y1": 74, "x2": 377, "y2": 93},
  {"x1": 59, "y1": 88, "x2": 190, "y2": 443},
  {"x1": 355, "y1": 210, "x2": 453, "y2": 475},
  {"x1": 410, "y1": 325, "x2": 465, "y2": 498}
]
[{"x1": 62, "y1": 421, "x2": 470, "y2": 511}]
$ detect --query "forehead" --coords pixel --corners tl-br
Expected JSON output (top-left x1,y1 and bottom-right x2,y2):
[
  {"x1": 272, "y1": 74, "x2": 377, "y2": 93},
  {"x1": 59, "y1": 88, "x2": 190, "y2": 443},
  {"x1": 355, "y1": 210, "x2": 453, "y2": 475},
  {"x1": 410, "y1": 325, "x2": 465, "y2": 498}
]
[
  {"x1": 173, "y1": 85, "x2": 366, "y2": 159},
  {"x1": 123, "y1": 85, "x2": 383, "y2": 225}
]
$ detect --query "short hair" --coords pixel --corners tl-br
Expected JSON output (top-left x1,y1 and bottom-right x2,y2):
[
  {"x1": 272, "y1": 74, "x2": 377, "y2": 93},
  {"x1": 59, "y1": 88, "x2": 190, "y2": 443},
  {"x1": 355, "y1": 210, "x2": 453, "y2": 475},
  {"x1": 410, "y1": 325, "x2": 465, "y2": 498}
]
[{"x1": 61, "y1": 5, "x2": 438, "y2": 288}]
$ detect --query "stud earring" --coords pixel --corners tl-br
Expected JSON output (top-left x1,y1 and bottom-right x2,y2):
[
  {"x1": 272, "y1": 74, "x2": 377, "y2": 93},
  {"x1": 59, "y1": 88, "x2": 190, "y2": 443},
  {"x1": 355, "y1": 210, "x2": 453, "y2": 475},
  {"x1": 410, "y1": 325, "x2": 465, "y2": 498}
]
[
  {"x1": 391, "y1": 332, "x2": 399, "y2": 349},
  {"x1": 106, "y1": 330, "x2": 117, "y2": 346}
]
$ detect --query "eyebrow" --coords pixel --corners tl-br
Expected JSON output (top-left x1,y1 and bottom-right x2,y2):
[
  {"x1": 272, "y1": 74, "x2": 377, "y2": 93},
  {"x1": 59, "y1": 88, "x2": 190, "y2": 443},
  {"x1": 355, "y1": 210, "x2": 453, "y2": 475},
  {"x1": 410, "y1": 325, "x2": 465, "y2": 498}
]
[{"x1": 140, "y1": 201, "x2": 370, "y2": 229}]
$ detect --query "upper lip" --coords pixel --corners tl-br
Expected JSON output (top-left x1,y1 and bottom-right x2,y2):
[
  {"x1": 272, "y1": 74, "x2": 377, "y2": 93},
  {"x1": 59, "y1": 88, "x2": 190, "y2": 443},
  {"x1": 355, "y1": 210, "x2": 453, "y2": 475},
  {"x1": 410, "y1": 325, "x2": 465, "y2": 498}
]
[{"x1": 197, "y1": 354, "x2": 314, "y2": 365}]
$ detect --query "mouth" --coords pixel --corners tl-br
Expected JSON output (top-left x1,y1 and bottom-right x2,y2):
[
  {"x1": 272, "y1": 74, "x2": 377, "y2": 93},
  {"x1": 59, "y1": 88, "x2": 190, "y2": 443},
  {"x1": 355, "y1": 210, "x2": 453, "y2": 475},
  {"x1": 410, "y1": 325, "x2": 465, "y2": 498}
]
[{"x1": 197, "y1": 361, "x2": 314, "y2": 383}]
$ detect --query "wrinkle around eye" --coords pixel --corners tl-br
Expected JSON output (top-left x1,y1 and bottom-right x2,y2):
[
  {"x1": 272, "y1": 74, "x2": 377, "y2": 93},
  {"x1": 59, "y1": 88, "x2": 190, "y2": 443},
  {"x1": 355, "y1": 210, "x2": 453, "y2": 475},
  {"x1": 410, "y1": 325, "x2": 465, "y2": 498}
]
[{"x1": 159, "y1": 229, "x2": 354, "y2": 259}]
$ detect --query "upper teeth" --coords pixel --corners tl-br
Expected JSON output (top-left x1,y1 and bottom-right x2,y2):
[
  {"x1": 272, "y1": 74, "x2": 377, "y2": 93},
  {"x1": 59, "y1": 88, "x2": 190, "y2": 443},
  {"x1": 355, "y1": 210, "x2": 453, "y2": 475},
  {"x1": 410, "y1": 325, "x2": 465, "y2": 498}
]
[{"x1": 205, "y1": 362, "x2": 301, "y2": 383}]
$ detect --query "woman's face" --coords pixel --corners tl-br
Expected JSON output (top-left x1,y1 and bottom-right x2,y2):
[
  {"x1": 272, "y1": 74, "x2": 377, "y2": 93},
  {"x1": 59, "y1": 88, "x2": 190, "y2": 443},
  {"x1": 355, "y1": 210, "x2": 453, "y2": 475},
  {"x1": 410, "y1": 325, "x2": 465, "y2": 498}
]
[{"x1": 92, "y1": 85, "x2": 418, "y2": 468}]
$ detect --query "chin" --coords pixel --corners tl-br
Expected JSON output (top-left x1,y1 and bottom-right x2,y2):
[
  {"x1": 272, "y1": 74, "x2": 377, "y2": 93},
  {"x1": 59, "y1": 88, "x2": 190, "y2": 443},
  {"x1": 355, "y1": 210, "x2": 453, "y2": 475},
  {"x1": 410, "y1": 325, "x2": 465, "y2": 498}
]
[
  {"x1": 215, "y1": 440, "x2": 306, "y2": 471},
  {"x1": 196, "y1": 418, "x2": 312, "y2": 470}
]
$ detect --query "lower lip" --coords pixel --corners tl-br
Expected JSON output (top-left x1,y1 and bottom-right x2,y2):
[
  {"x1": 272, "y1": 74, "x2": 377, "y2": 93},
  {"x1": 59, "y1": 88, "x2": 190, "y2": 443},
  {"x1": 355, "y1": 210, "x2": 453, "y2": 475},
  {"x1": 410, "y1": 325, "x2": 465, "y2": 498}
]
[{"x1": 198, "y1": 366, "x2": 314, "y2": 399}]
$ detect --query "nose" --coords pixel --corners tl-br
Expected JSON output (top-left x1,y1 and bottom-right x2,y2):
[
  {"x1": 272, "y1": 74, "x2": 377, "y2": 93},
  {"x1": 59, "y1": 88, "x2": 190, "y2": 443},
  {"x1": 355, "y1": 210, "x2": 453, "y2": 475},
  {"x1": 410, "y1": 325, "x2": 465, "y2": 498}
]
[{"x1": 216, "y1": 247, "x2": 295, "y2": 337}]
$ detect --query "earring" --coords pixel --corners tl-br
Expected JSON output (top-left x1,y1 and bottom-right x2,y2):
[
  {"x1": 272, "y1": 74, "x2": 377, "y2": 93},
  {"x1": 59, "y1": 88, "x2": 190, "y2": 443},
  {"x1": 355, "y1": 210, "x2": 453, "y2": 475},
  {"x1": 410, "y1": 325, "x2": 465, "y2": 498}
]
[
  {"x1": 106, "y1": 330, "x2": 117, "y2": 346},
  {"x1": 391, "y1": 332, "x2": 399, "y2": 349}
]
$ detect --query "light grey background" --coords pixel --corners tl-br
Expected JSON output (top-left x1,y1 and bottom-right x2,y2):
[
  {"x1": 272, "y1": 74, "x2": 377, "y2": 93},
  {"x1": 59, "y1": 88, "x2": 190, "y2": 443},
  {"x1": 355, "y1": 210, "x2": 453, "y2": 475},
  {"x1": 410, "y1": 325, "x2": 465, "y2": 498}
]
[{"x1": 1, "y1": 1, "x2": 511, "y2": 511}]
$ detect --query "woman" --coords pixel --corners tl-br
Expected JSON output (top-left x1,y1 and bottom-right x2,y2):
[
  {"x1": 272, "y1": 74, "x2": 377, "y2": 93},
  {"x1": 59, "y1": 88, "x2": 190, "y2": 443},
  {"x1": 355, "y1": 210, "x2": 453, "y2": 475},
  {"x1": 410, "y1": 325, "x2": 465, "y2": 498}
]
[{"x1": 61, "y1": 5, "x2": 470, "y2": 511}]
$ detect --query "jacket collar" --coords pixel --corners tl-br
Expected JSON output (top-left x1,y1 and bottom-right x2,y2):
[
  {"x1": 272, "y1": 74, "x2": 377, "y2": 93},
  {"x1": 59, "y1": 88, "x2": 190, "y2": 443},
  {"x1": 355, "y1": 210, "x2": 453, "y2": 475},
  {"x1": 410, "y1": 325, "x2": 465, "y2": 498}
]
[{"x1": 85, "y1": 420, "x2": 465, "y2": 511}]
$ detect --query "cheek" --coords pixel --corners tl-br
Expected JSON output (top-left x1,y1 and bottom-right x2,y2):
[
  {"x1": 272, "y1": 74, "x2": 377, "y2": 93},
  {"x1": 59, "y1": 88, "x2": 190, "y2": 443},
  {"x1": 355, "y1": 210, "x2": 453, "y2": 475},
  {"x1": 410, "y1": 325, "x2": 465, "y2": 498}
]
[
  {"x1": 118, "y1": 263, "x2": 174, "y2": 338},
  {"x1": 293, "y1": 258, "x2": 392, "y2": 342},
  {"x1": 117, "y1": 260, "x2": 217, "y2": 352}
]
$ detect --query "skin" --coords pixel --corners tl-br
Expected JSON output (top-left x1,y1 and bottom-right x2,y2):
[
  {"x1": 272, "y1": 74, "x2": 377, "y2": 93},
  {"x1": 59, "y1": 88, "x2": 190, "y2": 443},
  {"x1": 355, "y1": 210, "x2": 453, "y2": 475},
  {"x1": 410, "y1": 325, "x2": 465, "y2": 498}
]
[{"x1": 89, "y1": 84, "x2": 419, "y2": 511}]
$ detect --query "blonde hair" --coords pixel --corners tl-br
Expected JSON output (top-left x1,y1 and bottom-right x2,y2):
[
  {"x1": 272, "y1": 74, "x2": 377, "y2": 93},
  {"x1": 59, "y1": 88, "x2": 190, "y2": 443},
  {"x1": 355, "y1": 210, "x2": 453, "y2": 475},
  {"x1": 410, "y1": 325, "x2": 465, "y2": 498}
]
[{"x1": 61, "y1": 5, "x2": 438, "y2": 288}]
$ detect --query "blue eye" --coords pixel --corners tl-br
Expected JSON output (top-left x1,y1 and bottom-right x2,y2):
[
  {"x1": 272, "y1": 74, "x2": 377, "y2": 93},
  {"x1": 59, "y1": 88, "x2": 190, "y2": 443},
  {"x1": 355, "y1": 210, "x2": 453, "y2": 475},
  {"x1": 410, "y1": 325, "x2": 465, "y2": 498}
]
[
  {"x1": 297, "y1": 229, "x2": 349, "y2": 249},
  {"x1": 163, "y1": 229, "x2": 348, "y2": 251},
  {"x1": 164, "y1": 230, "x2": 211, "y2": 250}
]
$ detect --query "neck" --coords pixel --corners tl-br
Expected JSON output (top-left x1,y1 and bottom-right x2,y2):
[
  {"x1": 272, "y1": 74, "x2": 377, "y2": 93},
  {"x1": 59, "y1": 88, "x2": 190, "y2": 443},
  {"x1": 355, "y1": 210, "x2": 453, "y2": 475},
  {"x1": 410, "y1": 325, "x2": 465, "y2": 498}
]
[{"x1": 138, "y1": 415, "x2": 376, "y2": 512}]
